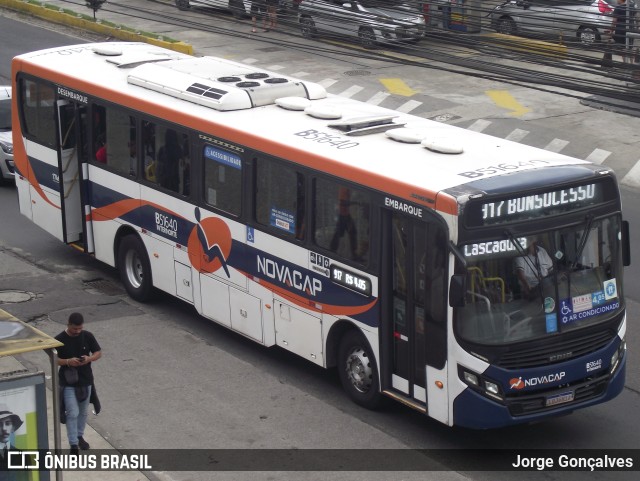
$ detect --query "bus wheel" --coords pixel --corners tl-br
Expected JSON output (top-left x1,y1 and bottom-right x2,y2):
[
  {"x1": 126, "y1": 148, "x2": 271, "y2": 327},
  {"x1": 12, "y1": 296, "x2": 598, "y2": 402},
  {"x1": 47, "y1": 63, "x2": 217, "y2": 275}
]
[
  {"x1": 118, "y1": 235, "x2": 153, "y2": 302},
  {"x1": 338, "y1": 330, "x2": 382, "y2": 409}
]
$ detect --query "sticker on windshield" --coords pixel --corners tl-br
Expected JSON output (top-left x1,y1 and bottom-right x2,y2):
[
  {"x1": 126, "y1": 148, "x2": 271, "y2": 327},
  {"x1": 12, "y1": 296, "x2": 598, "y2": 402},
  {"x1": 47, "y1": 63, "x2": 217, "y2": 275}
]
[
  {"x1": 604, "y1": 278, "x2": 618, "y2": 300},
  {"x1": 544, "y1": 297, "x2": 555, "y2": 314},
  {"x1": 546, "y1": 313, "x2": 558, "y2": 333},
  {"x1": 572, "y1": 294, "x2": 592, "y2": 313},
  {"x1": 592, "y1": 291, "x2": 606, "y2": 306},
  {"x1": 559, "y1": 297, "x2": 620, "y2": 326}
]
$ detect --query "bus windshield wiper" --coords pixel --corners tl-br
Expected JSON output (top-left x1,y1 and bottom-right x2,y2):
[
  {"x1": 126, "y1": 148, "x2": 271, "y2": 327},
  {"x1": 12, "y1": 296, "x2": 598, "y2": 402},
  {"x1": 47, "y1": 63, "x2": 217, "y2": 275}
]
[{"x1": 572, "y1": 214, "x2": 594, "y2": 269}]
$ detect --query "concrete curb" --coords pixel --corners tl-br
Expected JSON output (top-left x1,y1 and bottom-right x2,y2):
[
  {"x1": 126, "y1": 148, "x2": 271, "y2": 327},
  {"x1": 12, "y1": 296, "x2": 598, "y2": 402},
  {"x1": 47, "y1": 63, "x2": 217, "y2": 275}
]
[
  {"x1": 484, "y1": 32, "x2": 568, "y2": 57},
  {"x1": 0, "y1": 0, "x2": 194, "y2": 55}
]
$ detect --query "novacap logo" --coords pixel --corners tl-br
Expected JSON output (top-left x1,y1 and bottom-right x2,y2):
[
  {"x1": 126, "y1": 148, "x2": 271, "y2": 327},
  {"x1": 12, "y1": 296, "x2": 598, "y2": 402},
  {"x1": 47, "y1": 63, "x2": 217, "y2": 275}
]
[
  {"x1": 187, "y1": 208, "x2": 232, "y2": 277},
  {"x1": 509, "y1": 372, "x2": 566, "y2": 390},
  {"x1": 509, "y1": 378, "x2": 525, "y2": 390}
]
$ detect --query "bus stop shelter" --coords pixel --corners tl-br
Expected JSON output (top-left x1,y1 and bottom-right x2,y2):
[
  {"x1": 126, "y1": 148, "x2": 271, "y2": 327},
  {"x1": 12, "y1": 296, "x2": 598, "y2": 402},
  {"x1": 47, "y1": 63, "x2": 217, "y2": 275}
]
[{"x1": 0, "y1": 308, "x2": 63, "y2": 480}]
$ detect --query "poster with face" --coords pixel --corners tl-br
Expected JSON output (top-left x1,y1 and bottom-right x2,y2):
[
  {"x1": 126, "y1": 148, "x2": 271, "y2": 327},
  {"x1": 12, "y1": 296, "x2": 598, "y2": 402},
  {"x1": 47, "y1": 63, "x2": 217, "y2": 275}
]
[
  {"x1": 0, "y1": 385, "x2": 36, "y2": 451},
  {"x1": 0, "y1": 373, "x2": 49, "y2": 481}
]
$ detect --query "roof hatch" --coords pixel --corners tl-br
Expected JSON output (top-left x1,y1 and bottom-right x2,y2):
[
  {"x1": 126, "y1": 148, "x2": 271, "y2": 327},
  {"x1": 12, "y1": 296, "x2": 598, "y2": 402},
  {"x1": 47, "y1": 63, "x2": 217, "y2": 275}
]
[{"x1": 328, "y1": 115, "x2": 404, "y2": 136}]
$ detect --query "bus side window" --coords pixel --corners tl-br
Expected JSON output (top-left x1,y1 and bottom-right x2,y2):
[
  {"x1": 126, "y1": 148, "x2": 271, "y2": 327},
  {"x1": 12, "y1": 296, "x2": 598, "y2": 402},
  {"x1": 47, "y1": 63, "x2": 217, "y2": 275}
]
[
  {"x1": 93, "y1": 104, "x2": 136, "y2": 178},
  {"x1": 313, "y1": 178, "x2": 370, "y2": 265},
  {"x1": 149, "y1": 123, "x2": 190, "y2": 196},
  {"x1": 142, "y1": 121, "x2": 157, "y2": 183},
  {"x1": 203, "y1": 143, "x2": 242, "y2": 217},
  {"x1": 255, "y1": 158, "x2": 305, "y2": 240},
  {"x1": 19, "y1": 79, "x2": 56, "y2": 148}
]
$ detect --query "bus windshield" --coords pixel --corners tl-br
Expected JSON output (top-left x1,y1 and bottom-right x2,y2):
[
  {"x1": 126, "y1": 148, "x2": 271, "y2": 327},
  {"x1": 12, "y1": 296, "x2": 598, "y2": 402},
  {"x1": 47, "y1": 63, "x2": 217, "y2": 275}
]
[{"x1": 456, "y1": 215, "x2": 623, "y2": 345}]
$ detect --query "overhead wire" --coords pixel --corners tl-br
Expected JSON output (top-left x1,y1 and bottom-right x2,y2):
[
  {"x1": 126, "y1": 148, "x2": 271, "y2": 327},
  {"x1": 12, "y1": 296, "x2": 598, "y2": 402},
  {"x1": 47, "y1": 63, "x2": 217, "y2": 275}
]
[{"x1": 56, "y1": 0, "x2": 640, "y2": 107}]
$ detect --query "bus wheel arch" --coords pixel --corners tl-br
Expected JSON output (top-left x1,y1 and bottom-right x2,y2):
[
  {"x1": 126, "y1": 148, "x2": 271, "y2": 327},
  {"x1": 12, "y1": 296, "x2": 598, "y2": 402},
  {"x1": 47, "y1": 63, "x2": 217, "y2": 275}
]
[
  {"x1": 115, "y1": 230, "x2": 154, "y2": 302},
  {"x1": 336, "y1": 327, "x2": 383, "y2": 409}
]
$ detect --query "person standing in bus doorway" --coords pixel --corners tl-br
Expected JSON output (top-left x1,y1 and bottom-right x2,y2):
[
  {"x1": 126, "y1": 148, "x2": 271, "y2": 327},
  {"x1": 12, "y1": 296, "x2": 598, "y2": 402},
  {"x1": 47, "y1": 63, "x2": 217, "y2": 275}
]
[
  {"x1": 514, "y1": 239, "x2": 553, "y2": 300},
  {"x1": 55, "y1": 312, "x2": 102, "y2": 455}
]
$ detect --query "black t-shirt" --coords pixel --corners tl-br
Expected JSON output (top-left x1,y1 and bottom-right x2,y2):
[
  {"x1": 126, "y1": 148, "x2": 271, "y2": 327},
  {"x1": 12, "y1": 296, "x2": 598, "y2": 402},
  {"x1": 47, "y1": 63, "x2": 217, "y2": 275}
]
[{"x1": 55, "y1": 329, "x2": 101, "y2": 387}]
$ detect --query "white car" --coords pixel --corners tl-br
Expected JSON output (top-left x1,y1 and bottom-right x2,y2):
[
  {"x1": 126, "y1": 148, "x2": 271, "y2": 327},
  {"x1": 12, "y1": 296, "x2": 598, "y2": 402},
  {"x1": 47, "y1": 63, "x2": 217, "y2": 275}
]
[
  {"x1": 489, "y1": 0, "x2": 635, "y2": 46},
  {"x1": 0, "y1": 86, "x2": 14, "y2": 185},
  {"x1": 174, "y1": 0, "x2": 253, "y2": 18},
  {"x1": 299, "y1": 0, "x2": 426, "y2": 48}
]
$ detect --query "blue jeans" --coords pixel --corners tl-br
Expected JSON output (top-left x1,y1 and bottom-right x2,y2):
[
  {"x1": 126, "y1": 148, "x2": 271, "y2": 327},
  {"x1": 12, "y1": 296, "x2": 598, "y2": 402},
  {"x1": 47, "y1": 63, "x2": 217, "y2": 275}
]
[{"x1": 63, "y1": 385, "x2": 91, "y2": 446}]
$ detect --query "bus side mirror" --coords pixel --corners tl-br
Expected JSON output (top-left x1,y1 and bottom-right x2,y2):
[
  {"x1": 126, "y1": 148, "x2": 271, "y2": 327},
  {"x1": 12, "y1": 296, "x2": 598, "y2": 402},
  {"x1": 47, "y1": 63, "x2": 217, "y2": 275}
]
[
  {"x1": 449, "y1": 274, "x2": 466, "y2": 307},
  {"x1": 622, "y1": 220, "x2": 631, "y2": 267}
]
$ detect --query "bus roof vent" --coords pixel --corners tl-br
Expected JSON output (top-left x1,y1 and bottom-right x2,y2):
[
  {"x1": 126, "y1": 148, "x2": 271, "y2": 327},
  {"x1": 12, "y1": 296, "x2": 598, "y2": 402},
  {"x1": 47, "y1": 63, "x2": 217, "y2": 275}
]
[
  {"x1": 328, "y1": 115, "x2": 403, "y2": 136},
  {"x1": 92, "y1": 46, "x2": 123, "y2": 56},
  {"x1": 127, "y1": 57, "x2": 326, "y2": 111},
  {"x1": 386, "y1": 127, "x2": 427, "y2": 144},
  {"x1": 422, "y1": 138, "x2": 464, "y2": 154}
]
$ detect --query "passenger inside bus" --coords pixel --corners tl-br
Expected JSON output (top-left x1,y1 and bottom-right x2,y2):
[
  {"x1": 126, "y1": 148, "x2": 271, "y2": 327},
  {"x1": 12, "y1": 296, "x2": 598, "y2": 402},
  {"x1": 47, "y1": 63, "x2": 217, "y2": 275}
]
[{"x1": 330, "y1": 187, "x2": 360, "y2": 261}]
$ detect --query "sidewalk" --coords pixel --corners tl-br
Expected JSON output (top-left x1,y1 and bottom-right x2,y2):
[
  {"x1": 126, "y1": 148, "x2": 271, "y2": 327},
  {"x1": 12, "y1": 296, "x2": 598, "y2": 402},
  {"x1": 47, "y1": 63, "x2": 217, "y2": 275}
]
[{"x1": 0, "y1": 354, "x2": 147, "y2": 481}]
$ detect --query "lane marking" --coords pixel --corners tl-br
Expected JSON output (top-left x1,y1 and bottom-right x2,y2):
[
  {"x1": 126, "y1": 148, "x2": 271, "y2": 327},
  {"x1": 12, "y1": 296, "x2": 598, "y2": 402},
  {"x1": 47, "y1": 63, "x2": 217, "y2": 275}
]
[
  {"x1": 380, "y1": 78, "x2": 418, "y2": 97},
  {"x1": 291, "y1": 71, "x2": 310, "y2": 77},
  {"x1": 339, "y1": 85, "x2": 364, "y2": 98},
  {"x1": 505, "y1": 128, "x2": 529, "y2": 142},
  {"x1": 486, "y1": 90, "x2": 531, "y2": 117},
  {"x1": 366, "y1": 91, "x2": 391, "y2": 105},
  {"x1": 241, "y1": 58, "x2": 258, "y2": 64},
  {"x1": 544, "y1": 138, "x2": 569, "y2": 152},
  {"x1": 397, "y1": 99, "x2": 422, "y2": 113},
  {"x1": 585, "y1": 148, "x2": 611, "y2": 164},
  {"x1": 468, "y1": 119, "x2": 492, "y2": 132},
  {"x1": 319, "y1": 78, "x2": 338, "y2": 88},
  {"x1": 621, "y1": 159, "x2": 640, "y2": 188},
  {"x1": 267, "y1": 64, "x2": 285, "y2": 71}
]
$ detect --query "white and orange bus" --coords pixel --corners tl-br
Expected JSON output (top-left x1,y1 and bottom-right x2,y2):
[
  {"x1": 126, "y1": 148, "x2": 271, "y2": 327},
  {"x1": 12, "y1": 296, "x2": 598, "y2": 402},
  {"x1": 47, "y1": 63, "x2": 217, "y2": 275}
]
[{"x1": 12, "y1": 42, "x2": 629, "y2": 428}]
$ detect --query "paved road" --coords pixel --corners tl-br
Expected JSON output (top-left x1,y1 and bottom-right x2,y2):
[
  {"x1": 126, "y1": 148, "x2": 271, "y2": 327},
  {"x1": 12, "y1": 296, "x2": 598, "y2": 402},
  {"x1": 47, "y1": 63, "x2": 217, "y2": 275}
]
[{"x1": 1, "y1": 3, "x2": 640, "y2": 481}]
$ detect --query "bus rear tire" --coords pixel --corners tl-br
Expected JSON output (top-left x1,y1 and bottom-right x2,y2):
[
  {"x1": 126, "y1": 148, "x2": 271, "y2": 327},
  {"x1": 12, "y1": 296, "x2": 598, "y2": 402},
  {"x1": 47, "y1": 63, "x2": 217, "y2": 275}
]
[
  {"x1": 338, "y1": 329, "x2": 383, "y2": 409},
  {"x1": 118, "y1": 235, "x2": 154, "y2": 302}
]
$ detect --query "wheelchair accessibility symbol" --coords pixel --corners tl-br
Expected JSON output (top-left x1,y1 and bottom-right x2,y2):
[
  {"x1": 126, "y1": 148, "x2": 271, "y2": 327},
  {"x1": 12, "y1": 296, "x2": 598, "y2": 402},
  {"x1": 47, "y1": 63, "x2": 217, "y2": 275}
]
[{"x1": 560, "y1": 299, "x2": 572, "y2": 324}]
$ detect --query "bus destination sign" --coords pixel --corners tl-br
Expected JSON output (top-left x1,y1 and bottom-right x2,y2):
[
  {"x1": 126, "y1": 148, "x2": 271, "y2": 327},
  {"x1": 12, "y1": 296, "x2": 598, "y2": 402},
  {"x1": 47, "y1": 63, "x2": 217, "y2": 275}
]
[
  {"x1": 470, "y1": 182, "x2": 604, "y2": 227},
  {"x1": 330, "y1": 265, "x2": 372, "y2": 296}
]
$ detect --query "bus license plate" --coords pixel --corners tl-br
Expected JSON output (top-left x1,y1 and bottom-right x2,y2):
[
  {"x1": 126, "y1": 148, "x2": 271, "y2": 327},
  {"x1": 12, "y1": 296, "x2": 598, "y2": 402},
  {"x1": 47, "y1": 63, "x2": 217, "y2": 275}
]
[{"x1": 546, "y1": 391, "x2": 574, "y2": 407}]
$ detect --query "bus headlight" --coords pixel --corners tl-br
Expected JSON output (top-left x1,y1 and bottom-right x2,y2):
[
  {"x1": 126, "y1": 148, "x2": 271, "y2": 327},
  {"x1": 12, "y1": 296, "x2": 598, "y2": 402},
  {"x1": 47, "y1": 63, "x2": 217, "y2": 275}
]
[
  {"x1": 458, "y1": 365, "x2": 503, "y2": 401},
  {"x1": 463, "y1": 371, "x2": 479, "y2": 386},
  {"x1": 484, "y1": 380, "x2": 500, "y2": 395},
  {"x1": 610, "y1": 338, "x2": 626, "y2": 374}
]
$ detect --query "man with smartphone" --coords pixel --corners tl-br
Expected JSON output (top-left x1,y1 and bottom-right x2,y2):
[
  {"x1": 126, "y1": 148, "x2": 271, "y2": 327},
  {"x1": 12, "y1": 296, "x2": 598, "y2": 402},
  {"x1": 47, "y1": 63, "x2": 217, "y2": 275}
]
[{"x1": 56, "y1": 312, "x2": 102, "y2": 455}]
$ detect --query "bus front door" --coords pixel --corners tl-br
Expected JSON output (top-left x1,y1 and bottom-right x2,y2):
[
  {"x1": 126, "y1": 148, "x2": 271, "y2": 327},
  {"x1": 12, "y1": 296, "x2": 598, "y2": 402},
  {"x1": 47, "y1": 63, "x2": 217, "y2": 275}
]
[
  {"x1": 56, "y1": 100, "x2": 84, "y2": 245},
  {"x1": 383, "y1": 211, "x2": 449, "y2": 423}
]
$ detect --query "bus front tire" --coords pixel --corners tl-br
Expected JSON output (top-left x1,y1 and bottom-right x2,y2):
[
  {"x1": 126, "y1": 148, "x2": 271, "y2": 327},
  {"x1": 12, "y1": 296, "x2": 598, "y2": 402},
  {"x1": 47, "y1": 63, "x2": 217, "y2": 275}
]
[
  {"x1": 338, "y1": 330, "x2": 383, "y2": 409},
  {"x1": 118, "y1": 235, "x2": 154, "y2": 302}
]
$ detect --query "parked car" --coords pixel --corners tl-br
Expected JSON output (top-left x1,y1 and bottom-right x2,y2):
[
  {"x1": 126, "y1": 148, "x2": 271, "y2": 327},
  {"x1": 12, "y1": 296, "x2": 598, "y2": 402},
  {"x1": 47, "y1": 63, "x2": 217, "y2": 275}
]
[
  {"x1": 0, "y1": 86, "x2": 14, "y2": 185},
  {"x1": 174, "y1": 0, "x2": 292, "y2": 19},
  {"x1": 298, "y1": 0, "x2": 427, "y2": 48},
  {"x1": 489, "y1": 0, "x2": 627, "y2": 46},
  {"x1": 174, "y1": 0, "x2": 251, "y2": 18}
]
